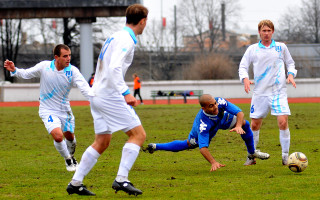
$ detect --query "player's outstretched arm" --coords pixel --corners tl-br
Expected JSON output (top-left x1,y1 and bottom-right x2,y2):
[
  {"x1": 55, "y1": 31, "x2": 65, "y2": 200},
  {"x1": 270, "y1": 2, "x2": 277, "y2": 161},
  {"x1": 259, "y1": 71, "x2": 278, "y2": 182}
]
[
  {"x1": 4, "y1": 59, "x2": 16, "y2": 72},
  {"x1": 200, "y1": 147, "x2": 225, "y2": 172}
]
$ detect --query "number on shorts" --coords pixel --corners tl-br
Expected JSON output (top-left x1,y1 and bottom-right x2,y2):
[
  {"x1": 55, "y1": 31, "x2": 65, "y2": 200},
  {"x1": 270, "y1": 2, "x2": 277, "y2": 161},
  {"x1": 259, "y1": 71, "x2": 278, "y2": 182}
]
[
  {"x1": 250, "y1": 105, "x2": 255, "y2": 113},
  {"x1": 48, "y1": 115, "x2": 53, "y2": 122}
]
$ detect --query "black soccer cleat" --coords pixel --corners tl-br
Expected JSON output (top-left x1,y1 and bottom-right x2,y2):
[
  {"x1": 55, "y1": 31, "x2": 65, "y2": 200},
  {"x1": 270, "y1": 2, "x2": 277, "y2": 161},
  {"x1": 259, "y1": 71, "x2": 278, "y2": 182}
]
[
  {"x1": 112, "y1": 180, "x2": 142, "y2": 196},
  {"x1": 71, "y1": 156, "x2": 78, "y2": 166},
  {"x1": 66, "y1": 183, "x2": 96, "y2": 196},
  {"x1": 142, "y1": 143, "x2": 156, "y2": 154}
]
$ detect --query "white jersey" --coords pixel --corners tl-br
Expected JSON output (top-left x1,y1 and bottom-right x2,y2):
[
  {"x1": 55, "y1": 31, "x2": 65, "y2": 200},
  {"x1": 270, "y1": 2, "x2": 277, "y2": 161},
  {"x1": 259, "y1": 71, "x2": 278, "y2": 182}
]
[
  {"x1": 11, "y1": 60, "x2": 90, "y2": 112},
  {"x1": 239, "y1": 40, "x2": 297, "y2": 96},
  {"x1": 90, "y1": 27, "x2": 136, "y2": 98}
]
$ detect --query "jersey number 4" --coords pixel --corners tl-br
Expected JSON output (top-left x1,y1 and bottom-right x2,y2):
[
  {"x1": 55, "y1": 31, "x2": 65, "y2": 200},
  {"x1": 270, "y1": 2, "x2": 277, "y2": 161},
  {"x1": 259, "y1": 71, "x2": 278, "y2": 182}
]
[{"x1": 48, "y1": 115, "x2": 54, "y2": 122}]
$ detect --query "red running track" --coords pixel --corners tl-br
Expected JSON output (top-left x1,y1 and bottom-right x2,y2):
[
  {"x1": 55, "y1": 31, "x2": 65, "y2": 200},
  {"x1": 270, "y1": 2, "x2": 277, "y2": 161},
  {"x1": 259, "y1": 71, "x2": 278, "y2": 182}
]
[{"x1": 0, "y1": 97, "x2": 319, "y2": 107}]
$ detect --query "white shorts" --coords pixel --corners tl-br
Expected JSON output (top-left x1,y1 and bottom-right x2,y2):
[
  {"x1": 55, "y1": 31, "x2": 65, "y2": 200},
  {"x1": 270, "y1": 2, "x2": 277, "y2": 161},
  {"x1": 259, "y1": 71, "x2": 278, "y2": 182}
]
[
  {"x1": 90, "y1": 96, "x2": 141, "y2": 134},
  {"x1": 250, "y1": 93, "x2": 291, "y2": 119},
  {"x1": 39, "y1": 110, "x2": 75, "y2": 134}
]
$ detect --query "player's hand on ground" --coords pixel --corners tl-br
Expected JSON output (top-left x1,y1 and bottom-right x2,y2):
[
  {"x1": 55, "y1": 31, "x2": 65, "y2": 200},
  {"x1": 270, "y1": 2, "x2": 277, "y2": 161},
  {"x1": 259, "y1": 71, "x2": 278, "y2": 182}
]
[
  {"x1": 229, "y1": 126, "x2": 245, "y2": 134},
  {"x1": 243, "y1": 78, "x2": 253, "y2": 93},
  {"x1": 287, "y1": 74, "x2": 296, "y2": 88},
  {"x1": 210, "y1": 161, "x2": 225, "y2": 172},
  {"x1": 124, "y1": 94, "x2": 138, "y2": 107},
  {"x1": 4, "y1": 59, "x2": 15, "y2": 72}
]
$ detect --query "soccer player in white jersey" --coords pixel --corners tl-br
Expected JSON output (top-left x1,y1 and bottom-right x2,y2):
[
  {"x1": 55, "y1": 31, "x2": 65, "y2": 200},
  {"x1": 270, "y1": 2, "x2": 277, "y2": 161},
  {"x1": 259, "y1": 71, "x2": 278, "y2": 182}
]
[
  {"x1": 66, "y1": 4, "x2": 148, "y2": 196},
  {"x1": 4, "y1": 44, "x2": 91, "y2": 171},
  {"x1": 238, "y1": 20, "x2": 297, "y2": 166}
]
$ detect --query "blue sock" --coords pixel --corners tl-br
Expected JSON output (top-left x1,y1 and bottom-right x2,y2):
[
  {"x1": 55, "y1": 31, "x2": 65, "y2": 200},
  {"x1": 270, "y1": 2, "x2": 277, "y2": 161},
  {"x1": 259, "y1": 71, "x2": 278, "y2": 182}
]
[
  {"x1": 155, "y1": 139, "x2": 189, "y2": 152},
  {"x1": 240, "y1": 120, "x2": 255, "y2": 155}
]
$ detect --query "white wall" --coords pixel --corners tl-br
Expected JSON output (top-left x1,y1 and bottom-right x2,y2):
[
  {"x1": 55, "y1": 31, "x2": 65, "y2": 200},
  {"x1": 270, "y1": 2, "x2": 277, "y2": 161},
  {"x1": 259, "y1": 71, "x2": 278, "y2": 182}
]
[{"x1": 1, "y1": 78, "x2": 319, "y2": 102}]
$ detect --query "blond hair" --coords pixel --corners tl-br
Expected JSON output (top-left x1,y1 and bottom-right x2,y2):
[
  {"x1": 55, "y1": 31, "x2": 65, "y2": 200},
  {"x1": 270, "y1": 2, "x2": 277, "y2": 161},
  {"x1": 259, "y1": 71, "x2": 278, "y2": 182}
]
[{"x1": 258, "y1": 20, "x2": 274, "y2": 31}]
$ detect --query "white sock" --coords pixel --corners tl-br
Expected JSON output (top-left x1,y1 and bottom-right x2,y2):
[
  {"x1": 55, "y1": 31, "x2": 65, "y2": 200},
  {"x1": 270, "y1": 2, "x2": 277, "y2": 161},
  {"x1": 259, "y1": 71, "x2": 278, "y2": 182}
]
[
  {"x1": 65, "y1": 136, "x2": 76, "y2": 156},
  {"x1": 280, "y1": 129, "x2": 290, "y2": 155},
  {"x1": 71, "y1": 146, "x2": 100, "y2": 184},
  {"x1": 252, "y1": 130, "x2": 260, "y2": 149},
  {"x1": 116, "y1": 143, "x2": 140, "y2": 182},
  {"x1": 54, "y1": 140, "x2": 70, "y2": 159}
]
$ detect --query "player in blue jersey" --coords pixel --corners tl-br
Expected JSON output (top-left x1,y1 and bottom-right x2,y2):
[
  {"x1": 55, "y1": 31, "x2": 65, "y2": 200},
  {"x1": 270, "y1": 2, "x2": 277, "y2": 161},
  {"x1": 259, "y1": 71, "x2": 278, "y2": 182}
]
[
  {"x1": 66, "y1": 4, "x2": 148, "y2": 196},
  {"x1": 4, "y1": 44, "x2": 91, "y2": 172},
  {"x1": 239, "y1": 20, "x2": 297, "y2": 166},
  {"x1": 144, "y1": 94, "x2": 270, "y2": 172}
]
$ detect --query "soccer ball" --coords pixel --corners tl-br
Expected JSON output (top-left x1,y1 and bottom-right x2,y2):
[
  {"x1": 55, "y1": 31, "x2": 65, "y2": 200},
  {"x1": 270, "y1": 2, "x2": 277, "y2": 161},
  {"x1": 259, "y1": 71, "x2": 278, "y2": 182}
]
[{"x1": 288, "y1": 152, "x2": 308, "y2": 172}]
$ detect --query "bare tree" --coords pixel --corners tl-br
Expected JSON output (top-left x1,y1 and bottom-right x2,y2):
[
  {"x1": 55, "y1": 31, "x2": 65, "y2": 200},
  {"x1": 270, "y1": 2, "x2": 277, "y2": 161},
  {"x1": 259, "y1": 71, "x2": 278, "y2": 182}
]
[
  {"x1": 0, "y1": 19, "x2": 22, "y2": 82},
  {"x1": 301, "y1": 0, "x2": 320, "y2": 43},
  {"x1": 278, "y1": 0, "x2": 320, "y2": 43},
  {"x1": 177, "y1": 0, "x2": 240, "y2": 53}
]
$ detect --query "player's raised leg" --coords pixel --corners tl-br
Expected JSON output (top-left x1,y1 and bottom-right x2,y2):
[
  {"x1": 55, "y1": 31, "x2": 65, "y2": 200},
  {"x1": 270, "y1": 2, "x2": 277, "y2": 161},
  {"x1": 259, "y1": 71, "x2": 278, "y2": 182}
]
[
  {"x1": 51, "y1": 128, "x2": 76, "y2": 171},
  {"x1": 64, "y1": 132, "x2": 78, "y2": 167}
]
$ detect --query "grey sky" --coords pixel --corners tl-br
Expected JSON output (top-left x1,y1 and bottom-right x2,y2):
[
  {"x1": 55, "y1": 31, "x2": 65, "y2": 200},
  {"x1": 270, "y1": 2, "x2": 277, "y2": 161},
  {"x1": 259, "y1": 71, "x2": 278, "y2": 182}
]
[{"x1": 143, "y1": 0, "x2": 302, "y2": 34}]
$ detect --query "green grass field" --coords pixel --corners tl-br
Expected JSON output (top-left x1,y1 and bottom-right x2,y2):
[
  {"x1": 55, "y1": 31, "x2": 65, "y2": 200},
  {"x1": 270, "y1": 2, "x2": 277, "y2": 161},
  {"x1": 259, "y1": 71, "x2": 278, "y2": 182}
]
[{"x1": 0, "y1": 103, "x2": 319, "y2": 199}]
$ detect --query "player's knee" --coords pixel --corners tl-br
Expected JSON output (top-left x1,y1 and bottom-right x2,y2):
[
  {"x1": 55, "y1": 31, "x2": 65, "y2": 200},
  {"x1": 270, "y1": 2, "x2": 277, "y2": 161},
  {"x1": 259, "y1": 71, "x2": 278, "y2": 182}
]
[
  {"x1": 53, "y1": 135, "x2": 63, "y2": 142},
  {"x1": 278, "y1": 120, "x2": 288, "y2": 130},
  {"x1": 136, "y1": 131, "x2": 146, "y2": 142},
  {"x1": 251, "y1": 123, "x2": 259, "y2": 131}
]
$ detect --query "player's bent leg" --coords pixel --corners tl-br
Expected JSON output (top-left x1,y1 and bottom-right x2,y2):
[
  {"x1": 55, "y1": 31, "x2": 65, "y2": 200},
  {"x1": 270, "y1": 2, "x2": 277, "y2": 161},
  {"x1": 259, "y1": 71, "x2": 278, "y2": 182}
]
[
  {"x1": 51, "y1": 128, "x2": 76, "y2": 171},
  {"x1": 240, "y1": 120, "x2": 255, "y2": 155},
  {"x1": 64, "y1": 132, "x2": 78, "y2": 167},
  {"x1": 241, "y1": 120, "x2": 259, "y2": 166}
]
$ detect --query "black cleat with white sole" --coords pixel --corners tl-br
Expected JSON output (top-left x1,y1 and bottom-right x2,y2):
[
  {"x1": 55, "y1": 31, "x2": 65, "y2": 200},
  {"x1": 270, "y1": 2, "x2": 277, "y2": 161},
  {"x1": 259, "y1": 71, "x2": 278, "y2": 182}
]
[
  {"x1": 112, "y1": 180, "x2": 142, "y2": 196},
  {"x1": 66, "y1": 183, "x2": 96, "y2": 196}
]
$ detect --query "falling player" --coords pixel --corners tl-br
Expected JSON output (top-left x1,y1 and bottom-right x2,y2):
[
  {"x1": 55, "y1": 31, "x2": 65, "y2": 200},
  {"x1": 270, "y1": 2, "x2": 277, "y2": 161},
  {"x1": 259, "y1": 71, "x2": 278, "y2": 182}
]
[{"x1": 145, "y1": 94, "x2": 270, "y2": 171}]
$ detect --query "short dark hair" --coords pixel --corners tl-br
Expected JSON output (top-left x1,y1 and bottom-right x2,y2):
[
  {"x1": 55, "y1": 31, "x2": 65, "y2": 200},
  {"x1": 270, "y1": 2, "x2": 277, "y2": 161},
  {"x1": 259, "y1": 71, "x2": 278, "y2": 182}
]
[
  {"x1": 126, "y1": 4, "x2": 148, "y2": 25},
  {"x1": 53, "y1": 44, "x2": 70, "y2": 56}
]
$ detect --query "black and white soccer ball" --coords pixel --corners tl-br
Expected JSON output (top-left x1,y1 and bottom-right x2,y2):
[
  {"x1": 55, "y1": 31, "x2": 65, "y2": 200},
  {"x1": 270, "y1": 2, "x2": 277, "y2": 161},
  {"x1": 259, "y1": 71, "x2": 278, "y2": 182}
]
[{"x1": 288, "y1": 152, "x2": 308, "y2": 172}]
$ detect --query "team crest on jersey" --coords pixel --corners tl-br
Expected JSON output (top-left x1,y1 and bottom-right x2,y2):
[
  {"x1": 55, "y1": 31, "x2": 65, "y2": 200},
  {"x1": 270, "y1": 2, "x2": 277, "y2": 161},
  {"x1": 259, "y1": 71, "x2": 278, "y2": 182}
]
[
  {"x1": 217, "y1": 98, "x2": 227, "y2": 106},
  {"x1": 275, "y1": 46, "x2": 282, "y2": 52},
  {"x1": 65, "y1": 71, "x2": 72, "y2": 77},
  {"x1": 199, "y1": 119, "x2": 208, "y2": 133}
]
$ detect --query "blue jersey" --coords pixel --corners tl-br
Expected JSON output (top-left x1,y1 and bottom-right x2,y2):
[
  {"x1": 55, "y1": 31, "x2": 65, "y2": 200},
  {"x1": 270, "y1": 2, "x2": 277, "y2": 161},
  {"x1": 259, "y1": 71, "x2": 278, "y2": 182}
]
[{"x1": 188, "y1": 97, "x2": 242, "y2": 149}]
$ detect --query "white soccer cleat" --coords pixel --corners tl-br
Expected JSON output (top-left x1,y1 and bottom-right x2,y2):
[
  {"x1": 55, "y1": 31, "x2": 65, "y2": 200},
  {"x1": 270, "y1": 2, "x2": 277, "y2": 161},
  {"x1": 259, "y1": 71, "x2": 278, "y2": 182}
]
[
  {"x1": 65, "y1": 158, "x2": 76, "y2": 171},
  {"x1": 282, "y1": 153, "x2": 289, "y2": 166},
  {"x1": 249, "y1": 150, "x2": 270, "y2": 160},
  {"x1": 244, "y1": 157, "x2": 256, "y2": 166}
]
